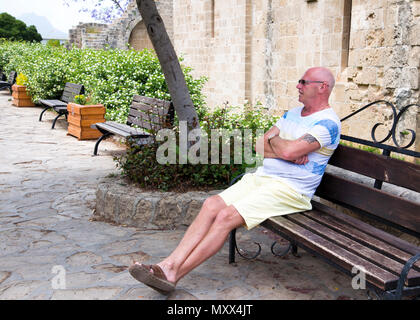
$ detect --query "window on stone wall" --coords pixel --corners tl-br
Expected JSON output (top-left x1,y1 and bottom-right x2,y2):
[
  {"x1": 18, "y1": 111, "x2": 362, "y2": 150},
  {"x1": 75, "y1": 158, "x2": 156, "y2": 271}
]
[{"x1": 341, "y1": 0, "x2": 352, "y2": 70}]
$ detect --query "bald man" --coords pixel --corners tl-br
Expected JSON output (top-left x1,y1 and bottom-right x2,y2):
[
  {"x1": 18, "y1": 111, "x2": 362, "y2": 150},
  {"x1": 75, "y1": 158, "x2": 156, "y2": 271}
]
[{"x1": 129, "y1": 67, "x2": 341, "y2": 294}]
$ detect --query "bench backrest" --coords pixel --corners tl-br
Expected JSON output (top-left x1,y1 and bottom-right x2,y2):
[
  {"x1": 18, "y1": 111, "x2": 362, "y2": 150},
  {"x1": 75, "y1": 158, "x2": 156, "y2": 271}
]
[
  {"x1": 60, "y1": 83, "x2": 85, "y2": 103},
  {"x1": 315, "y1": 144, "x2": 420, "y2": 235},
  {"x1": 8, "y1": 71, "x2": 17, "y2": 85},
  {"x1": 127, "y1": 95, "x2": 174, "y2": 133},
  {"x1": 0, "y1": 71, "x2": 6, "y2": 81}
]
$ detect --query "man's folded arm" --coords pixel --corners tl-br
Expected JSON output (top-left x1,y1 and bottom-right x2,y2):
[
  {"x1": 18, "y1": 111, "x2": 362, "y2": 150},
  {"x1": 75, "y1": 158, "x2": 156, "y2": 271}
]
[{"x1": 267, "y1": 133, "x2": 321, "y2": 161}]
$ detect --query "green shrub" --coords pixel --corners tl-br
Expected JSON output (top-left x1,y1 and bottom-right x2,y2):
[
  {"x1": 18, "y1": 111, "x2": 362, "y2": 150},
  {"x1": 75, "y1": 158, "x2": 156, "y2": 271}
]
[
  {"x1": 46, "y1": 39, "x2": 61, "y2": 47},
  {"x1": 115, "y1": 102, "x2": 279, "y2": 191},
  {"x1": 0, "y1": 40, "x2": 207, "y2": 123}
]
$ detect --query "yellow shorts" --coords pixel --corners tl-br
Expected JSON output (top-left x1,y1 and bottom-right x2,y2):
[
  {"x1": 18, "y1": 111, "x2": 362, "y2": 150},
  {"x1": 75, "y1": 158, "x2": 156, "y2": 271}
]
[{"x1": 218, "y1": 173, "x2": 312, "y2": 230}]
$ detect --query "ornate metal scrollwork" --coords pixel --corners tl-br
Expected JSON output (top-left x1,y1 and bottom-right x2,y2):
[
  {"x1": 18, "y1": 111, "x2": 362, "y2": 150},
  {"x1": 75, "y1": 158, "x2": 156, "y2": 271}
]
[
  {"x1": 270, "y1": 240, "x2": 292, "y2": 257},
  {"x1": 340, "y1": 101, "x2": 419, "y2": 156},
  {"x1": 367, "y1": 288, "x2": 384, "y2": 300},
  {"x1": 234, "y1": 241, "x2": 262, "y2": 260}
]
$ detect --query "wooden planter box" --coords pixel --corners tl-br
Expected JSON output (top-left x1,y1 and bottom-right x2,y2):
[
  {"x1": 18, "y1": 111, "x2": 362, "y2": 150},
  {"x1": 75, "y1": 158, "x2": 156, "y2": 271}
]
[
  {"x1": 12, "y1": 84, "x2": 35, "y2": 107},
  {"x1": 67, "y1": 102, "x2": 106, "y2": 140}
]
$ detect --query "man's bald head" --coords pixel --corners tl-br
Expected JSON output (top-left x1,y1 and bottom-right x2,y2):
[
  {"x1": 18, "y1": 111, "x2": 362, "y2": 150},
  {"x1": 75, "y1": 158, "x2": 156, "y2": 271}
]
[{"x1": 305, "y1": 67, "x2": 335, "y2": 94}]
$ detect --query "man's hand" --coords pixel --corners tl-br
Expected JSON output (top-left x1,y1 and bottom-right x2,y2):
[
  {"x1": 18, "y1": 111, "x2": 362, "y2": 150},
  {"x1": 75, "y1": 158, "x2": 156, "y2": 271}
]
[{"x1": 292, "y1": 154, "x2": 309, "y2": 165}]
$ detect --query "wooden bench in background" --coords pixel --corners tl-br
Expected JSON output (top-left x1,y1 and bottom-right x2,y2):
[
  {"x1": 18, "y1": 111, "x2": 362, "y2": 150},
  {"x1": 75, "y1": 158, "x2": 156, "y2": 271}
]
[
  {"x1": 0, "y1": 71, "x2": 17, "y2": 94},
  {"x1": 38, "y1": 82, "x2": 85, "y2": 129},
  {"x1": 228, "y1": 101, "x2": 420, "y2": 300},
  {"x1": 0, "y1": 70, "x2": 7, "y2": 81},
  {"x1": 91, "y1": 95, "x2": 174, "y2": 156}
]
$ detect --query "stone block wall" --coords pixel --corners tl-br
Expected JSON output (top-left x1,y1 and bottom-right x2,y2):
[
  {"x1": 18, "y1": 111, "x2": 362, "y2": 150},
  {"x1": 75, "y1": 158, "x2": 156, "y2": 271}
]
[
  {"x1": 171, "y1": 0, "x2": 419, "y2": 150},
  {"x1": 341, "y1": 0, "x2": 420, "y2": 143},
  {"x1": 68, "y1": 0, "x2": 419, "y2": 151},
  {"x1": 68, "y1": 23, "x2": 108, "y2": 49},
  {"x1": 68, "y1": 0, "x2": 174, "y2": 51},
  {"x1": 173, "y1": 0, "x2": 249, "y2": 108}
]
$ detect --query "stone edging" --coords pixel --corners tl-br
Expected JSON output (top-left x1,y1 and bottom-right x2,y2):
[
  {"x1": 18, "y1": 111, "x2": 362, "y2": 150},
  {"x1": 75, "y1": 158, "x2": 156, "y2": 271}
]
[{"x1": 94, "y1": 176, "x2": 220, "y2": 230}]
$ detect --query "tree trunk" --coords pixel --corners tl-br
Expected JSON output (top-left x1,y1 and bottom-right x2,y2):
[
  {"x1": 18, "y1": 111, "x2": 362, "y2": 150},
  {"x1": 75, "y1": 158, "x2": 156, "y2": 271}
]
[{"x1": 136, "y1": 0, "x2": 200, "y2": 132}]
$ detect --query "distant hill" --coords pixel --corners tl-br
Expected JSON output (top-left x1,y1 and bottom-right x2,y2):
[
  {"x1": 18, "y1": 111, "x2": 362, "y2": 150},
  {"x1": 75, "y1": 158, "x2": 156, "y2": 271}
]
[{"x1": 18, "y1": 13, "x2": 68, "y2": 40}]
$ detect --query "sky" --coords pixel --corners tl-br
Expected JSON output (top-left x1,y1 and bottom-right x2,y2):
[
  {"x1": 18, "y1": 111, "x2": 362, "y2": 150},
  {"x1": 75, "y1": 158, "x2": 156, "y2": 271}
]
[{"x1": 0, "y1": 0, "x2": 97, "y2": 35}]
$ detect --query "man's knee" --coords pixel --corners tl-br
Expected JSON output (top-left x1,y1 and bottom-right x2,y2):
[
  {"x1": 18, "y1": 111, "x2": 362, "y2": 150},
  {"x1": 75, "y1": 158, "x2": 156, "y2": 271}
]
[
  {"x1": 202, "y1": 195, "x2": 226, "y2": 213},
  {"x1": 213, "y1": 206, "x2": 244, "y2": 231}
]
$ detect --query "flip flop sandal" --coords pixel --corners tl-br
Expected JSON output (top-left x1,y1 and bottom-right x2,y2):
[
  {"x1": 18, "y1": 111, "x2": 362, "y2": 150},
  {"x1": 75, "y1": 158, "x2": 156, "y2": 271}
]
[{"x1": 128, "y1": 263, "x2": 175, "y2": 295}]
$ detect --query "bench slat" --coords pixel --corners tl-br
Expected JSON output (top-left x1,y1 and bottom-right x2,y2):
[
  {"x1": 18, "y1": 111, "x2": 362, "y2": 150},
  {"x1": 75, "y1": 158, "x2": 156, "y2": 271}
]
[
  {"x1": 95, "y1": 123, "x2": 133, "y2": 138},
  {"x1": 303, "y1": 209, "x2": 420, "y2": 271},
  {"x1": 316, "y1": 173, "x2": 420, "y2": 234},
  {"x1": 128, "y1": 109, "x2": 170, "y2": 127},
  {"x1": 262, "y1": 216, "x2": 399, "y2": 291},
  {"x1": 95, "y1": 122, "x2": 149, "y2": 138},
  {"x1": 63, "y1": 82, "x2": 84, "y2": 90},
  {"x1": 61, "y1": 93, "x2": 75, "y2": 103},
  {"x1": 39, "y1": 100, "x2": 67, "y2": 108},
  {"x1": 132, "y1": 95, "x2": 172, "y2": 108},
  {"x1": 106, "y1": 121, "x2": 149, "y2": 136},
  {"x1": 287, "y1": 213, "x2": 420, "y2": 287},
  {"x1": 329, "y1": 145, "x2": 420, "y2": 192},
  {"x1": 127, "y1": 116, "x2": 163, "y2": 131},
  {"x1": 130, "y1": 102, "x2": 171, "y2": 116},
  {"x1": 311, "y1": 201, "x2": 420, "y2": 256}
]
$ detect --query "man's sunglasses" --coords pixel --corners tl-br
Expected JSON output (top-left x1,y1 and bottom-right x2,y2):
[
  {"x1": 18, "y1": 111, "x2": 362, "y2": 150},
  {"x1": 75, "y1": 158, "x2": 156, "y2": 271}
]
[{"x1": 298, "y1": 79, "x2": 327, "y2": 86}]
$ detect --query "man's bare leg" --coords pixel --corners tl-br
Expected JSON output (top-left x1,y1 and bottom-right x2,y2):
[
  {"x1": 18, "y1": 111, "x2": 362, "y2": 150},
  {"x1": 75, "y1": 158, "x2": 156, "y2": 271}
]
[
  {"x1": 174, "y1": 205, "x2": 245, "y2": 282},
  {"x1": 136, "y1": 195, "x2": 228, "y2": 283}
]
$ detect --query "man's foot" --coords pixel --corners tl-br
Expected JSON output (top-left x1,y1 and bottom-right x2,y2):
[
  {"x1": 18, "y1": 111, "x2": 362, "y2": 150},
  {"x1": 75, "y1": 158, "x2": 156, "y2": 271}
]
[{"x1": 128, "y1": 263, "x2": 176, "y2": 295}]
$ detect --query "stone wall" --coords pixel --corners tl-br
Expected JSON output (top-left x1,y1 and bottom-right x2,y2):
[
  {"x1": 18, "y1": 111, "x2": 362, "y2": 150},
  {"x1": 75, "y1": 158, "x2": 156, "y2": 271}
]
[
  {"x1": 68, "y1": 23, "x2": 108, "y2": 49},
  {"x1": 173, "y1": 0, "x2": 249, "y2": 107},
  {"x1": 94, "y1": 176, "x2": 220, "y2": 230},
  {"x1": 68, "y1": 0, "x2": 174, "y2": 50},
  {"x1": 341, "y1": 0, "x2": 420, "y2": 142},
  {"x1": 172, "y1": 0, "x2": 420, "y2": 148}
]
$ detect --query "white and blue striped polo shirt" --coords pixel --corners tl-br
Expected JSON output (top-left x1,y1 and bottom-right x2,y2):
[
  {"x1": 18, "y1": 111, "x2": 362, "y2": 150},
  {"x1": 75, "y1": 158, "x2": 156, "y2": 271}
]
[{"x1": 255, "y1": 106, "x2": 341, "y2": 198}]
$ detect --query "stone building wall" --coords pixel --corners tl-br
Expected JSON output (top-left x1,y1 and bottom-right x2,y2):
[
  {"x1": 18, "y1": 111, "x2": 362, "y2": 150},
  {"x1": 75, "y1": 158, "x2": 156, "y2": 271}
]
[
  {"x1": 68, "y1": 23, "x2": 108, "y2": 49},
  {"x1": 173, "y1": 0, "x2": 249, "y2": 107},
  {"x1": 171, "y1": 0, "x2": 420, "y2": 148},
  {"x1": 68, "y1": 0, "x2": 173, "y2": 50},
  {"x1": 341, "y1": 0, "x2": 420, "y2": 142},
  {"x1": 68, "y1": 0, "x2": 420, "y2": 150}
]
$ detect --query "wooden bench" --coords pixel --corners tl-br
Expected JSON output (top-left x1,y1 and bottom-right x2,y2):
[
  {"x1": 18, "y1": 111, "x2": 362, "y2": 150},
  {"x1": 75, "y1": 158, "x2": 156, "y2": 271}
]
[
  {"x1": 38, "y1": 82, "x2": 85, "y2": 129},
  {"x1": 0, "y1": 71, "x2": 17, "y2": 94},
  {"x1": 91, "y1": 95, "x2": 174, "y2": 156},
  {"x1": 0, "y1": 70, "x2": 6, "y2": 81},
  {"x1": 228, "y1": 107, "x2": 420, "y2": 300}
]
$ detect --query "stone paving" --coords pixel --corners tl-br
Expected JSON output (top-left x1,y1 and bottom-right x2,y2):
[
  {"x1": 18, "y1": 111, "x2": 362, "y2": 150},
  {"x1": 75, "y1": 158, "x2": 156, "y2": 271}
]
[{"x1": 0, "y1": 91, "x2": 367, "y2": 300}]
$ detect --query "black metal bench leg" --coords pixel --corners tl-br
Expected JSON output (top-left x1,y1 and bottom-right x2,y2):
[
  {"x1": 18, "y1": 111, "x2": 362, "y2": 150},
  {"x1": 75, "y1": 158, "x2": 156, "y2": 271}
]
[
  {"x1": 51, "y1": 113, "x2": 66, "y2": 129},
  {"x1": 93, "y1": 132, "x2": 113, "y2": 156},
  {"x1": 387, "y1": 253, "x2": 420, "y2": 300},
  {"x1": 291, "y1": 243, "x2": 298, "y2": 256},
  {"x1": 39, "y1": 106, "x2": 51, "y2": 122},
  {"x1": 229, "y1": 229, "x2": 237, "y2": 264}
]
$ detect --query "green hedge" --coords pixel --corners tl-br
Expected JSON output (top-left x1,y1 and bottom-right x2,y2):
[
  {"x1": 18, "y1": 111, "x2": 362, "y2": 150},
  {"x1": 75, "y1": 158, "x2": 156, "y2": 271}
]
[
  {"x1": 116, "y1": 102, "x2": 280, "y2": 191},
  {"x1": 0, "y1": 40, "x2": 207, "y2": 123},
  {"x1": 1, "y1": 40, "x2": 279, "y2": 191}
]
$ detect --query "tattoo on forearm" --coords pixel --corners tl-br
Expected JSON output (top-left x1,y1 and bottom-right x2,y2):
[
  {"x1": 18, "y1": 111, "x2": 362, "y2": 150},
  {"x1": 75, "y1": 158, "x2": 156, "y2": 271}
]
[{"x1": 300, "y1": 134, "x2": 317, "y2": 144}]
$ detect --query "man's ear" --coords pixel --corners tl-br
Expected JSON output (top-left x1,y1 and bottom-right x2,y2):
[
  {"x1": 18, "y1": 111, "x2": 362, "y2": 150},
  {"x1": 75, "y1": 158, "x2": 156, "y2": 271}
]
[{"x1": 320, "y1": 82, "x2": 329, "y2": 92}]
